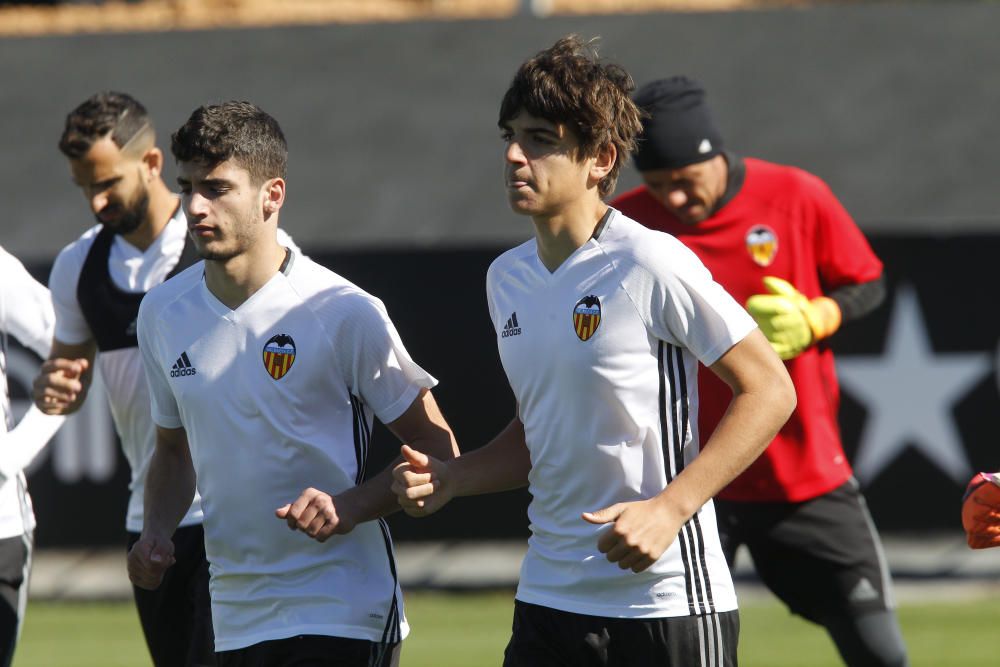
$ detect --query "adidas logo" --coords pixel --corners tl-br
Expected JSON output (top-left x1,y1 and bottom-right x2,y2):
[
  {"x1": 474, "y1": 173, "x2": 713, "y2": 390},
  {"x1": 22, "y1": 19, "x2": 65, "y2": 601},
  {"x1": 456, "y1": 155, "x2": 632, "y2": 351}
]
[
  {"x1": 501, "y1": 312, "x2": 522, "y2": 338},
  {"x1": 698, "y1": 138, "x2": 713, "y2": 154},
  {"x1": 169, "y1": 351, "x2": 197, "y2": 378},
  {"x1": 848, "y1": 577, "x2": 879, "y2": 603}
]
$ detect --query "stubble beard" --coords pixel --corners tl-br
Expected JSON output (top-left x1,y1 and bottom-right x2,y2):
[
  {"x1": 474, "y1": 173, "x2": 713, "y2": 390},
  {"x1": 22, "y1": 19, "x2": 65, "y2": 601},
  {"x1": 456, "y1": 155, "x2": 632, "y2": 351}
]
[
  {"x1": 194, "y1": 206, "x2": 259, "y2": 263},
  {"x1": 100, "y1": 185, "x2": 150, "y2": 236}
]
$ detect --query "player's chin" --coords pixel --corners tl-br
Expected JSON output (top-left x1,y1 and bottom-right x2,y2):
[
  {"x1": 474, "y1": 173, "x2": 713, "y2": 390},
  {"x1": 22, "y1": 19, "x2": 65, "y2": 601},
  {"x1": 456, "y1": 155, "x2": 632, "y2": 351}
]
[
  {"x1": 195, "y1": 240, "x2": 236, "y2": 262},
  {"x1": 506, "y1": 194, "x2": 538, "y2": 215}
]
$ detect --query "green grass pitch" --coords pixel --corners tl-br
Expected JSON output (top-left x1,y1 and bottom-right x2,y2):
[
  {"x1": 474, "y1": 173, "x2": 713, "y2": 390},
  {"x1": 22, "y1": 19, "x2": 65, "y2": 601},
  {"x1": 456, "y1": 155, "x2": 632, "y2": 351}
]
[{"x1": 13, "y1": 592, "x2": 1000, "y2": 666}]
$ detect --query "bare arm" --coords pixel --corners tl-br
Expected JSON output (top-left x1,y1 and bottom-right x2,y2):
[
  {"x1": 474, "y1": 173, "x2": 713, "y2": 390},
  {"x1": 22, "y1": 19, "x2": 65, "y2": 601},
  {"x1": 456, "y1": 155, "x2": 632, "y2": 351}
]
[
  {"x1": 127, "y1": 425, "x2": 196, "y2": 589},
  {"x1": 393, "y1": 414, "x2": 532, "y2": 517},
  {"x1": 32, "y1": 338, "x2": 97, "y2": 415},
  {"x1": 276, "y1": 387, "x2": 460, "y2": 541},
  {"x1": 653, "y1": 327, "x2": 794, "y2": 516},
  {"x1": 584, "y1": 328, "x2": 795, "y2": 572}
]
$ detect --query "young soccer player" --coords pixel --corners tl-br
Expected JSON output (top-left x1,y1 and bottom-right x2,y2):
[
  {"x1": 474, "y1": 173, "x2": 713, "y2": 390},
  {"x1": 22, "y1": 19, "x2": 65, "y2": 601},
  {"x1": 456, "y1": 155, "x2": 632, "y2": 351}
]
[
  {"x1": 612, "y1": 76, "x2": 908, "y2": 667},
  {"x1": 128, "y1": 101, "x2": 458, "y2": 666},
  {"x1": 393, "y1": 36, "x2": 795, "y2": 666}
]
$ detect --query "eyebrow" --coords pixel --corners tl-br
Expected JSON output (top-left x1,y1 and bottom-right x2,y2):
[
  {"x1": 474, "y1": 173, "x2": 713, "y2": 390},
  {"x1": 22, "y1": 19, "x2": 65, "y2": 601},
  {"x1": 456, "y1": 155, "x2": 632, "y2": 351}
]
[
  {"x1": 73, "y1": 175, "x2": 121, "y2": 188},
  {"x1": 177, "y1": 177, "x2": 232, "y2": 188}
]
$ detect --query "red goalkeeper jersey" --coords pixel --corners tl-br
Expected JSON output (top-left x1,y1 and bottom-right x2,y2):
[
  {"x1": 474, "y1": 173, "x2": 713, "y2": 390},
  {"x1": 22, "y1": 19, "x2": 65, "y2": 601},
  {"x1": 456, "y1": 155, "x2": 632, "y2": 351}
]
[{"x1": 613, "y1": 157, "x2": 882, "y2": 502}]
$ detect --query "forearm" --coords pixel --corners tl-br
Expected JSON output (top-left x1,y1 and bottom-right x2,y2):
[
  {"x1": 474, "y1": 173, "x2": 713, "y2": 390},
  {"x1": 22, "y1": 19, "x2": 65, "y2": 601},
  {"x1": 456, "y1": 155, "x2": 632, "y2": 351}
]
[
  {"x1": 828, "y1": 275, "x2": 885, "y2": 323},
  {"x1": 658, "y1": 329, "x2": 795, "y2": 519},
  {"x1": 142, "y1": 430, "x2": 196, "y2": 538},
  {"x1": 656, "y1": 383, "x2": 793, "y2": 519},
  {"x1": 325, "y1": 386, "x2": 461, "y2": 525},
  {"x1": 450, "y1": 417, "x2": 531, "y2": 498},
  {"x1": 0, "y1": 406, "x2": 65, "y2": 480}
]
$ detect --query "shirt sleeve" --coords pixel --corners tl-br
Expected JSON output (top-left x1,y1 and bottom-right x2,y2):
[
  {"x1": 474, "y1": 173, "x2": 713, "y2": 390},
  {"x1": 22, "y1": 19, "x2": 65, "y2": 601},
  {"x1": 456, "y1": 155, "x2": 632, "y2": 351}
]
[
  {"x1": 634, "y1": 233, "x2": 757, "y2": 367},
  {"x1": 0, "y1": 247, "x2": 55, "y2": 358},
  {"x1": 329, "y1": 292, "x2": 437, "y2": 425},
  {"x1": 805, "y1": 174, "x2": 883, "y2": 289},
  {"x1": 136, "y1": 297, "x2": 183, "y2": 429},
  {"x1": 49, "y1": 240, "x2": 95, "y2": 346}
]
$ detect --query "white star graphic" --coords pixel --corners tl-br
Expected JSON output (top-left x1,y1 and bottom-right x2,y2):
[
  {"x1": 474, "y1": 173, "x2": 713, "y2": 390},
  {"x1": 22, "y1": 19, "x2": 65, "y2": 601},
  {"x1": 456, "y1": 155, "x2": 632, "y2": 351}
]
[{"x1": 836, "y1": 285, "x2": 991, "y2": 485}]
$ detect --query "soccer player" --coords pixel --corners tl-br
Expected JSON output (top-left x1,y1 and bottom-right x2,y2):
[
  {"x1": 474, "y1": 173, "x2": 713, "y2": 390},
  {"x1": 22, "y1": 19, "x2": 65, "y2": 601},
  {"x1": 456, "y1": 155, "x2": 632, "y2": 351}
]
[
  {"x1": 128, "y1": 101, "x2": 458, "y2": 666},
  {"x1": 31, "y1": 91, "x2": 293, "y2": 666},
  {"x1": 612, "y1": 76, "x2": 908, "y2": 666},
  {"x1": 0, "y1": 245, "x2": 65, "y2": 667},
  {"x1": 392, "y1": 36, "x2": 795, "y2": 666}
]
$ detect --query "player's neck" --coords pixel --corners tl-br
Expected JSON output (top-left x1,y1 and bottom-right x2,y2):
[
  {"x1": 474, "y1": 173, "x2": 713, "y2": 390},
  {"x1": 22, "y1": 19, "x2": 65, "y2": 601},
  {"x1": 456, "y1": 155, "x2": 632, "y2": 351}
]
[
  {"x1": 120, "y1": 180, "x2": 178, "y2": 252},
  {"x1": 204, "y1": 233, "x2": 286, "y2": 310},
  {"x1": 532, "y1": 199, "x2": 608, "y2": 273}
]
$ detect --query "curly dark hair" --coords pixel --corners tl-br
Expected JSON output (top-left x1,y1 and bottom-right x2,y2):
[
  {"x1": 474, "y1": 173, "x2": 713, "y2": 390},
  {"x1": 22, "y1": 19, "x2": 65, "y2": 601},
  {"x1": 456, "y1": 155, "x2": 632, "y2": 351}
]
[
  {"x1": 170, "y1": 101, "x2": 287, "y2": 186},
  {"x1": 58, "y1": 91, "x2": 152, "y2": 159},
  {"x1": 498, "y1": 35, "x2": 644, "y2": 198}
]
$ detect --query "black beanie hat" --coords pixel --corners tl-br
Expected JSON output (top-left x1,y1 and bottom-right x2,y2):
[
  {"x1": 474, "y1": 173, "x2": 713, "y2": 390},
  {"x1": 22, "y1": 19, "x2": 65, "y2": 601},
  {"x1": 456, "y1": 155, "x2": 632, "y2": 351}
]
[{"x1": 632, "y1": 76, "x2": 723, "y2": 171}]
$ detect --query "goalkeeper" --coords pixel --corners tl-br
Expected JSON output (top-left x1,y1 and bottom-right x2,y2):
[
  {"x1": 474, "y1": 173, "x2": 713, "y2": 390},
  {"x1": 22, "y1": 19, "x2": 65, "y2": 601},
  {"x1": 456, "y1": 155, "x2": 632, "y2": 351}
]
[{"x1": 613, "y1": 77, "x2": 907, "y2": 666}]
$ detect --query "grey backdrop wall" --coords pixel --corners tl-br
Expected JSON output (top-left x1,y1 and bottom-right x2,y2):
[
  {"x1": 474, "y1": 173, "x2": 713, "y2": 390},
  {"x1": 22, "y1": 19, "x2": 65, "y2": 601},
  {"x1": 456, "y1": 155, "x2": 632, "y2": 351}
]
[{"x1": 0, "y1": 3, "x2": 998, "y2": 265}]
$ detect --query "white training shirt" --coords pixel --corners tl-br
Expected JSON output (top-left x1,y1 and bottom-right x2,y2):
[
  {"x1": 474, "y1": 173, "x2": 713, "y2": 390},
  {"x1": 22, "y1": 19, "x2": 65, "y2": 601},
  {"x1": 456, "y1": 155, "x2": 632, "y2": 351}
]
[
  {"x1": 49, "y1": 206, "x2": 298, "y2": 533},
  {"x1": 0, "y1": 245, "x2": 56, "y2": 539},
  {"x1": 486, "y1": 210, "x2": 756, "y2": 618},
  {"x1": 137, "y1": 250, "x2": 433, "y2": 651},
  {"x1": 49, "y1": 207, "x2": 204, "y2": 532}
]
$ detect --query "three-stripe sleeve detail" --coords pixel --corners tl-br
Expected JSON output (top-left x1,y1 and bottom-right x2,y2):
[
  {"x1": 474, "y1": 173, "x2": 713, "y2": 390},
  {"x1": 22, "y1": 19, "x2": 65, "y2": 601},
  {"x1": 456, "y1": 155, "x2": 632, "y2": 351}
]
[
  {"x1": 370, "y1": 518, "x2": 402, "y2": 666},
  {"x1": 350, "y1": 395, "x2": 371, "y2": 485},
  {"x1": 659, "y1": 342, "x2": 718, "y2": 619}
]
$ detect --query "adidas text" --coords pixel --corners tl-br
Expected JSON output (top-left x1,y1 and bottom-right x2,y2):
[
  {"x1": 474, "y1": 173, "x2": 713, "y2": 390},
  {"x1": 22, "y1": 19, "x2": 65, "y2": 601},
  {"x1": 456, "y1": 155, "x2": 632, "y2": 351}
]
[{"x1": 170, "y1": 367, "x2": 197, "y2": 378}]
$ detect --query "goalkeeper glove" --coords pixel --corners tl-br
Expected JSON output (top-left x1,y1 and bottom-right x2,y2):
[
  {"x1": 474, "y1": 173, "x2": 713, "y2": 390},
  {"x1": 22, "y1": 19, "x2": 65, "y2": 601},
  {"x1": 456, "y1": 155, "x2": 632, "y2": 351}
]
[
  {"x1": 962, "y1": 471, "x2": 1000, "y2": 549},
  {"x1": 745, "y1": 277, "x2": 842, "y2": 360}
]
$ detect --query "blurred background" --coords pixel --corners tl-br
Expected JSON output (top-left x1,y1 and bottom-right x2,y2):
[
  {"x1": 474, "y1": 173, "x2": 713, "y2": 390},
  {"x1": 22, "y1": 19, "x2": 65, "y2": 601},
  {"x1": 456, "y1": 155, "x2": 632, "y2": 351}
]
[{"x1": 1, "y1": 0, "x2": 999, "y2": 665}]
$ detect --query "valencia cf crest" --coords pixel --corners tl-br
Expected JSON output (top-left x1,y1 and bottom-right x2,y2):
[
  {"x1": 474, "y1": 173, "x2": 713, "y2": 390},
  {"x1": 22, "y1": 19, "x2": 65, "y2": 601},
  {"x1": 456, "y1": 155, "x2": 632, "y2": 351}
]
[
  {"x1": 745, "y1": 225, "x2": 778, "y2": 267},
  {"x1": 262, "y1": 334, "x2": 296, "y2": 380},
  {"x1": 573, "y1": 295, "x2": 602, "y2": 342}
]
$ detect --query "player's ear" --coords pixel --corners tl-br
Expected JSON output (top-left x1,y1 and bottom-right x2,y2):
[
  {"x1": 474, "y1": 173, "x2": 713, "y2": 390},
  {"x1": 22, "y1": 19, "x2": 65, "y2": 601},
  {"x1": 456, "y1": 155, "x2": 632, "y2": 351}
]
[
  {"x1": 141, "y1": 147, "x2": 163, "y2": 181},
  {"x1": 590, "y1": 142, "x2": 616, "y2": 182},
  {"x1": 262, "y1": 177, "x2": 285, "y2": 217}
]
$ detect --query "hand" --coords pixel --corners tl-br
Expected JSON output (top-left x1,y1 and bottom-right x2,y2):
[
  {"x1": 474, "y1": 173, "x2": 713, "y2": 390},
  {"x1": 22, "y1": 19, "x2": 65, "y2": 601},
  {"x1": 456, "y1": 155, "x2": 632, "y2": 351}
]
[
  {"x1": 582, "y1": 498, "x2": 684, "y2": 573},
  {"x1": 127, "y1": 534, "x2": 176, "y2": 590},
  {"x1": 275, "y1": 487, "x2": 355, "y2": 542},
  {"x1": 391, "y1": 444, "x2": 454, "y2": 517},
  {"x1": 745, "y1": 277, "x2": 841, "y2": 360},
  {"x1": 962, "y1": 472, "x2": 1000, "y2": 549},
  {"x1": 32, "y1": 357, "x2": 90, "y2": 415}
]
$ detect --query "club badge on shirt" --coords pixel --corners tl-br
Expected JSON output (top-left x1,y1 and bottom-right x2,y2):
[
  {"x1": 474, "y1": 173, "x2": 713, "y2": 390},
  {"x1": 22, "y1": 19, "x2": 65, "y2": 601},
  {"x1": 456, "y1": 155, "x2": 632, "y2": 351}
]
[
  {"x1": 745, "y1": 224, "x2": 778, "y2": 267},
  {"x1": 262, "y1": 333, "x2": 296, "y2": 380},
  {"x1": 573, "y1": 295, "x2": 602, "y2": 342}
]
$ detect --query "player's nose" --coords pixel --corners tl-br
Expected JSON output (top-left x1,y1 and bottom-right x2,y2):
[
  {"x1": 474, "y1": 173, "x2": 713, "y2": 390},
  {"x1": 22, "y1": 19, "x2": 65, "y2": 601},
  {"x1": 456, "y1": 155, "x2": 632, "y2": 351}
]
[
  {"x1": 667, "y1": 189, "x2": 688, "y2": 208},
  {"x1": 90, "y1": 192, "x2": 109, "y2": 216}
]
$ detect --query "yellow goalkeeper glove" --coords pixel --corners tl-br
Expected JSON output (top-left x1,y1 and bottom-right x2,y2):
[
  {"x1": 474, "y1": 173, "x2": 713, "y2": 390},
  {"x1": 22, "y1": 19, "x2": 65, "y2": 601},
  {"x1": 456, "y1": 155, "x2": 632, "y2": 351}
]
[{"x1": 745, "y1": 277, "x2": 842, "y2": 360}]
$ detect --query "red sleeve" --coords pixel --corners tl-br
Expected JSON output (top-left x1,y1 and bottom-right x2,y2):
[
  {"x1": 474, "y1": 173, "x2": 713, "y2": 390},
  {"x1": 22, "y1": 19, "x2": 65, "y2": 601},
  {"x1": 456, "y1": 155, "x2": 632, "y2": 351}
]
[{"x1": 801, "y1": 172, "x2": 883, "y2": 290}]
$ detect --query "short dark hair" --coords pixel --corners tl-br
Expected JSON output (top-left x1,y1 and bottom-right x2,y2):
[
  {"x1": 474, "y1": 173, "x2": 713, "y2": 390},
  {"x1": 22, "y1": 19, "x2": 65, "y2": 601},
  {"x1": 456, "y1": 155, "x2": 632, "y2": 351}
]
[
  {"x1": 59, "y1": 91, "x2": 152, "y2": 159},
  {"x1": 498, "y1": 35, "x2": 643, "y2": 198},
  {"x1": 170, "y1": 101, "x2": 287, "y2": 185}
]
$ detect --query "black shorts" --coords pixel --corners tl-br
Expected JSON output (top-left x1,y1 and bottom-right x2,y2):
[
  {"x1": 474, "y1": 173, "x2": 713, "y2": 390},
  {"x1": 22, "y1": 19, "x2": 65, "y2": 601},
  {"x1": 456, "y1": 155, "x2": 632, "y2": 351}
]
[
  {"x1": 503, "y1": 600, "x2": 739, "y2": 667},
  {"x1": 215, "y1": 634, "x2": 400, "y2": 667},
  {"x1": 715, "y1": 477, "x2": 895, "y2": 624},
  {"x1": 127, "y1": 524, "x2": 215, "y2": 666}
]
